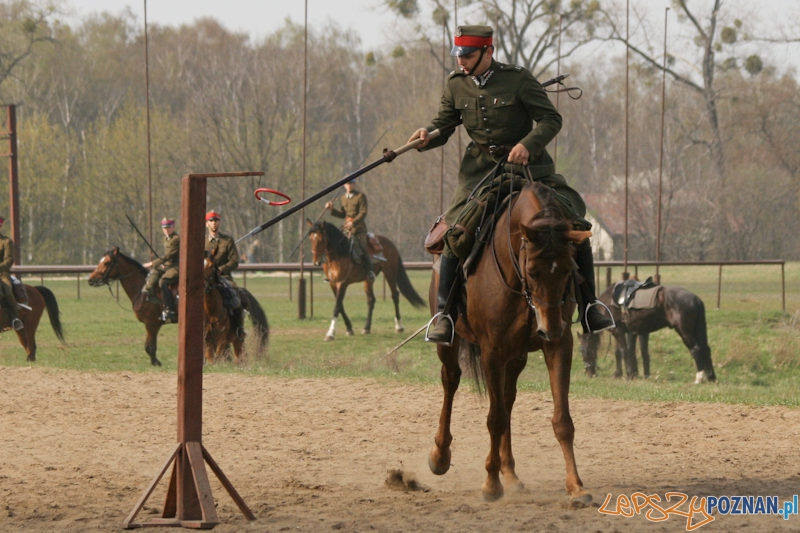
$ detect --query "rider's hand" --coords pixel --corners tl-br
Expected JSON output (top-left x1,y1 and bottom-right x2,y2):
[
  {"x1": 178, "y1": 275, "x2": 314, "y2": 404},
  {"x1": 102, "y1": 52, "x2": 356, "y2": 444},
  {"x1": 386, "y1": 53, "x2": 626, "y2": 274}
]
[
  {"x1": 143, "y1": 261, "x2": 152, "y2": 269},
  {"x1": 324, "y1": 201, "x2": 333, "y2": 210},
  {"x1": 408, "y1": 128, "x2": 430, "y2": 150},
  {"x1": 507, "y1": 143, "x2": 530, "y2": 165}
]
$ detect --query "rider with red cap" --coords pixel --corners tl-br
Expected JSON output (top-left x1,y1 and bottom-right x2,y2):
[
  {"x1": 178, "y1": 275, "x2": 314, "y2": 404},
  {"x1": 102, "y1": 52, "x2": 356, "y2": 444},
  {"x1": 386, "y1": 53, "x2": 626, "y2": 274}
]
[
  {"x1": 142, "y1": 217, "x2": 180, "y2": 323},
  {"x1": 205, "y1": 211, "x2": 246, "y2": 340}
]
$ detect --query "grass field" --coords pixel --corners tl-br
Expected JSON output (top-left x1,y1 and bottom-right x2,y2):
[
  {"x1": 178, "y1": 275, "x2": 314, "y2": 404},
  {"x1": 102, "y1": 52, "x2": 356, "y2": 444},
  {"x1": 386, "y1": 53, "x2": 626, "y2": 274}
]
[{"x1": 1, "y1": 262, "x2": 798, "y2": 406}]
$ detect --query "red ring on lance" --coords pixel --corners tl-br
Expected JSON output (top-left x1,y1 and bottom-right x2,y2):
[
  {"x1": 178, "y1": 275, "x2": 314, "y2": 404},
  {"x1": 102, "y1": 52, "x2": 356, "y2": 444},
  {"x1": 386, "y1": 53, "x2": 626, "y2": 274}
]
[{"x1": 254, "y1": 188, "x2": 291, "y2": 206}]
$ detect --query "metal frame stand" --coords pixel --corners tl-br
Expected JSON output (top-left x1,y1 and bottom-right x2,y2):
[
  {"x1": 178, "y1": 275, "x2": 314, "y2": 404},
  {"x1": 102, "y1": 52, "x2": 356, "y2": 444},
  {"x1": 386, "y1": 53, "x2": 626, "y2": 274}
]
[{"x1": 123, "y1": 172, "x2": 263, "y2": 529}]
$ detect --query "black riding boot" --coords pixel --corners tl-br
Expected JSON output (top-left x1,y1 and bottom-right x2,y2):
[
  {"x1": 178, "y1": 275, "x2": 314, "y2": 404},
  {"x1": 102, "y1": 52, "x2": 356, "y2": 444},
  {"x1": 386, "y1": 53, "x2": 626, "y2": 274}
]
[
  {"x1": 230, "y1": 307, "x2": 246, "y2": 340},
  {"x1": 160, "y1": 281, "x2": 177, "y2": 323},
  {"x1": 364, "y1": 257, "x2": 376, "y2": 281},
  {"x1": 575, "y1": 240, "x2": 615, "y2": 333},
  {"x1": 426, "y1": 255, "x2": 461, "y2": 345}
]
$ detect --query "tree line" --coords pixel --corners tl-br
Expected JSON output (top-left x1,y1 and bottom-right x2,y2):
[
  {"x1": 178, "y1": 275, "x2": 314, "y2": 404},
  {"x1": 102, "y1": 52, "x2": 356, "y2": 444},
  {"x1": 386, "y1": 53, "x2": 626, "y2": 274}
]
[{"x1": 0, "y1": 0, "x2": 798, "y2": 265}]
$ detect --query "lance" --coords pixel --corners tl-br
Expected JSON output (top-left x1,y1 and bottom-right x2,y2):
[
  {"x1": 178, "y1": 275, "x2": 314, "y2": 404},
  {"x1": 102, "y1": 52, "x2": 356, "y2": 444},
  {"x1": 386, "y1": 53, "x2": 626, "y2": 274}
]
[
  {"x1": 126, "y1": 213, "x2": 160, "y2": 259},
  {"x1": 237, "y1": 73, "x2": 573, "y2": 244}
]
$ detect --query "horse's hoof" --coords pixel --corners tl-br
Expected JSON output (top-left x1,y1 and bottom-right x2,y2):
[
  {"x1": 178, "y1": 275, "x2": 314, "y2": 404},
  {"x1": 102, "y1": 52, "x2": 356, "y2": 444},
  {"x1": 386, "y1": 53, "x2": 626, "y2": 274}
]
[
  {"x1": 346, "y1": 330, "x2": 354, "y2": 337},
  {"x1": 396, "y1": 326, "x2": 405, "y2": 333},
  {"x1": 324, "y1": 334, "x2": 334, "y2": 342},
  {"x1": 26, "y1": 355, "x2": 35, "y2": 363},
  {"x1": 481, "y1": 487, "x2": 504, "y2": 502},
  {"x1": 361, "y1": 329, "x2": 371, "y2": 335},
  {"x1": 152, "y1": 359, "x2": 162, "y2": 367},
  {"x1": 568, "y1": 493, "x2": 593, "y2": 509},
  {"x1": 428, "y1": 446, "x2": 451, "y2": 475},
  {"x1": 504, "y1": 479, "x2": 527, "y2": 495}
]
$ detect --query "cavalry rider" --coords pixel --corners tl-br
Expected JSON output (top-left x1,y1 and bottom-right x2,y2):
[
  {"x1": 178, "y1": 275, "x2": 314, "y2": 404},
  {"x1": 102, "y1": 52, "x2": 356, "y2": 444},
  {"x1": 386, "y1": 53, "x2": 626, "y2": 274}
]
[
  {"x1": 325, "y1": 178, "x2": 376, "y2": 281},
  {"x1": 142, "y1": 218, "x2": 180, "y2": 323},
  {"x1": 204, "y1": 210, "x2": 246, "y2": 341},
  {"x1": 0, "y1": 216, "x2": 23, "y2": 331},
  {"x1": 407, "y1": 25, "x2": 614, "y2": 344}
]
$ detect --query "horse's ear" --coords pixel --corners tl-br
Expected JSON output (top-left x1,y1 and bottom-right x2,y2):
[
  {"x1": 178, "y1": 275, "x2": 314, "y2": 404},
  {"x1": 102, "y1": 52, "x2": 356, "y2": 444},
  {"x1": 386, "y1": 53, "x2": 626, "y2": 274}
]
[
  {"x1": 306, "y1": 218, "x2": 313, "y2": 228},
  {"x1": 112, "y1": 246, "x2": 120, "y2": 255},
  {"x1": 566, "y1": 230, "x2": 592, "y2": 244}
]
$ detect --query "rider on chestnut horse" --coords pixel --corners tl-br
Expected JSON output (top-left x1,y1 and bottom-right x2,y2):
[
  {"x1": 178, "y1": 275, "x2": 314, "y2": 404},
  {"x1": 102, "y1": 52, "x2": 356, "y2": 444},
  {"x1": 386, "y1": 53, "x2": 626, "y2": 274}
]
[
  {"x1": 0, "y1": 216, "x2": 24, "y2": 331},
  {"x1": 205, "y1": 210, "x2": 247, "y2": 341},
  {"x1": 325, "y1": 179, "x2": 376, "y2": 282},
  {"x1": 142, "y1": 218, "x2": 180, "y2": 323},
  {"x1": 407, "y1": 24, "x2": 614, "y2": 344}
]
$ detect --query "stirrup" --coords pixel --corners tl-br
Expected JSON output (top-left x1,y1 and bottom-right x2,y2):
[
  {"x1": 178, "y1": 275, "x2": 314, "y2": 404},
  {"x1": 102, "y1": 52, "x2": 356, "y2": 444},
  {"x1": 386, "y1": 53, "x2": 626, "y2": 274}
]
[
  {"x1": 18, "y1": 303, "x2": 32, "y2": 311},
  {"x1": 11, "y1": 318, "x2": 23, "y2": 331},
  {"x1": 583, "y1": 300, "x2": 616, "y2": 334},
  {"x1": 424, "y1": 312, "x2": 455, "y2": 346}
]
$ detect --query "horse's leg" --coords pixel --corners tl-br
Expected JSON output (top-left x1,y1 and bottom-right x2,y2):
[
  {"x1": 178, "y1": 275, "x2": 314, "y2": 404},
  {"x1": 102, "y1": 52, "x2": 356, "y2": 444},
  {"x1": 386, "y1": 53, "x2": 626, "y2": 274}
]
[
  {"x1": 145, "y1": 323, "x2": 162, "y2": 366},
  {"x1": 613, "y1": 331, "x2": 624, "y2": 379},
  {"x1": 362, "y1": 280, "x2": 376, "y2": 334},
  {"x1": 481, "y1": 346, "x2": 510, "y2": 501},
  {"x1": 499, "y1": 353, "x2": 527, "y2": 493},
  {"x1": 338, "y1": 285, "x2": 354, "y2": 336},
  {"x1": 676, "y1": 327, "x2": 714, "y2": 384},
  {"x1": 15, "y1": 328, "x2": 34, "y2": 362},
  {"x1": 387, "y1": 275, "x2": 404, "y2": 333},
  {"x1": 639, "y1": 333, "x2": 651, "y2": 378},
  {"x1": 624, "y1": 332, "x2": 639, "y2": 379},
  {"x1": 543, "y1": 339, "x2": 592, "y2": 507},
  {"x1": 429, "y1": 340, "x2": 461, "y2": 476}
]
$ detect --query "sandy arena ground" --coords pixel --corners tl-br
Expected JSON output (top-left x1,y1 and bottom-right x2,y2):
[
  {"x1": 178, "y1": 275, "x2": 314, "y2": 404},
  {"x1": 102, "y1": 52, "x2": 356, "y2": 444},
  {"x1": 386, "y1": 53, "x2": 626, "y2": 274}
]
[{"x1": 1, "y1": 366, "x2": 799, "y2": 532}]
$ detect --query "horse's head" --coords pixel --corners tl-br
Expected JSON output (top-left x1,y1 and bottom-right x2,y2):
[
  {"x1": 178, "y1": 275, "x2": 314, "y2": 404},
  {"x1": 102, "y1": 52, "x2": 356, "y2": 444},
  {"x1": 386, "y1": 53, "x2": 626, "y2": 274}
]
[
  {"x1": 517, "y1": 184, "x2": 591, "y2": 342},
  {"x1": 88, "y1": 247, "x2": 122, "y2": 287},
  {"x1": 307, "y1": 219, "x2": 327, "y2": 266},
  {"x1": 203, "y1": 249, "x2": 218, "y2": 290}
]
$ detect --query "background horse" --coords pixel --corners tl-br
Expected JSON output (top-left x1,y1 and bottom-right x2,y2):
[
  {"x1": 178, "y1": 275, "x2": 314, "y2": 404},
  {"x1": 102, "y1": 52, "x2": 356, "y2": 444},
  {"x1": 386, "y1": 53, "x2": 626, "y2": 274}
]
[
  {"x1": 88, "y1": 247, "x2": 172, "y2": 366},
  {"x1": 202, "y1": 252, "x2": 269, "y2": 364},
  {"x1": 1, "y1": 283, "x2": 65, "y2": 361},
  {"x1": 580, "y1": 284, "x2": 716, "y2": 383},
  {"x1": 307, "y1": 220, "x2": 425, "y2": 341},
  {"x1": 428, "y1": 181, "x2": 592, "y2": 505}
]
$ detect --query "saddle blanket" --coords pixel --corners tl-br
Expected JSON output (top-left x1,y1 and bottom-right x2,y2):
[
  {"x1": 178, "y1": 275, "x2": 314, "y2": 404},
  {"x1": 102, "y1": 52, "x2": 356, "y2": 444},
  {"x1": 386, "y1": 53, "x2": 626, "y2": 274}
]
[{"x1": 627, "y1": 286, "x2": 661, "y2": 310}]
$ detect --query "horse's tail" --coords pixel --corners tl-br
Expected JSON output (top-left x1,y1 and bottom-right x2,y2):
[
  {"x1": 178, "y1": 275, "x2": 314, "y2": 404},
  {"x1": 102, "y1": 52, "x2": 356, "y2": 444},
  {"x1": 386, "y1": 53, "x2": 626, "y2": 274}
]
[
  {"x1": 458, "y1": 339, "x2": 485, "y2": 395},
  {"x1": 34, "y1": 286, "x2": 66, "y2": 345},
  {"x1": 395, "y1": 259, "x2": 426, "y2": 309},
  {"x1": 693, "y1": 297, "x2": 715, "y2": 378},
  {"x1": 241, "y1": 288, "x2": 269, "y2": 351}
]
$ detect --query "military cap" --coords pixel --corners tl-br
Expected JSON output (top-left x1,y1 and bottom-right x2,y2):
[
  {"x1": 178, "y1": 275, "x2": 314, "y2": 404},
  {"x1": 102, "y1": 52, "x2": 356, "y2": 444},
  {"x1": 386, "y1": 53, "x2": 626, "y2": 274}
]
[
  {"x1": 451, "y1": 25, "x2": 493, "y2": 57},
  {"x1": 160, "y1": 217, "x2": 175, "y2": 227},
  {"x1": 205, "y1": 210, "x2": 221, "y2": 221}
]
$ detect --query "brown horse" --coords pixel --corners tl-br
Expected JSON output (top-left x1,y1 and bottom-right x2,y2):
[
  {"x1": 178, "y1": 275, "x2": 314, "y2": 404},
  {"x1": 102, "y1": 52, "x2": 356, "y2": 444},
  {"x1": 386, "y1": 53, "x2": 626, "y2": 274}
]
[
  {"x1": 202, "y1": 252, "x2": 269, "y2": 364},
  {"x1": 428, "y1": 181, "x2": 592, "y2": 505},
  {"x1": 307, "y1": 220, "x2": 425, "y2": 341},
  {"x1": 580, "y1": 284, "x2": 716, "y2": 383},
  {"x1": 88, "y1": 247, "x2": 175, "y2": 366},
  {"x1": 0, "y1": 283, "x2": 65, "y2": 361}
]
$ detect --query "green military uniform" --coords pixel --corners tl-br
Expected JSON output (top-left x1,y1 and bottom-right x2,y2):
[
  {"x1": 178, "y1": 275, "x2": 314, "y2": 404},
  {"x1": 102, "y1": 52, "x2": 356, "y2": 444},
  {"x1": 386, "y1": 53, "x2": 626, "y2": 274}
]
[
  {"x1": 144, "y1": 232, "x2": 180, "y2": 294},
  {"x1": 0, "y1": 232, "x2": 21, "y2": 327},
  {"x1": 206, "y1": 233, "x2": 240, "y2": 283},
  {"x1": 422, "y1": 59, "x2": 588, "y2": 258},
  {"x1": 330, "y1": 187, "x2": 371, "y2": 264}
]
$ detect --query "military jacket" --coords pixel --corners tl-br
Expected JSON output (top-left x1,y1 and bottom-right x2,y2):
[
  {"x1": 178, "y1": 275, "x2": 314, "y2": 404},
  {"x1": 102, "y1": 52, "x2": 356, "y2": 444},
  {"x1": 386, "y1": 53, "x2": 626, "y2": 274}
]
[
  {"x1": 0, "y1": 234, "x2": 14, "y2": 274},
  {"x1": 206, "y1": 233, "x2": 240, "y2": 279},
  {"x1": 152, "y1": 233, "x2": 180, "y2": 270},
  {"x1": 330, "y1": 190, "x2": 368, "y2": 234},
  {"x1": 423, "y1": 60, "x2": 561, "y2": 162}
]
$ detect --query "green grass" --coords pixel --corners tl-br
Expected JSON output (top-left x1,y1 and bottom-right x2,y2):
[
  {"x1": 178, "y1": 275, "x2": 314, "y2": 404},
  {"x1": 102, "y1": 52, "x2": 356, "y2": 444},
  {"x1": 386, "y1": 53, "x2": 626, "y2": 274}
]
[{"x1": 1, "y1": 262, "x2": 799, "y2": 407}]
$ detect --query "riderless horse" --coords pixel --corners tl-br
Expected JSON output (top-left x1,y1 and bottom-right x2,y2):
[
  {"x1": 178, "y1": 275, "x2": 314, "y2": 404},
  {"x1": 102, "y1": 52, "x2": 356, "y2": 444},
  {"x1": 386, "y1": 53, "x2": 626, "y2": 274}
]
[
  {"x1": 428, "y1": 181, "x2": 592, "y2": 505},
  {"x1": 307, "y1": 220, "x2": 425, "y2": 341},
  {"x1": 580, "y1": 283, "x2": 716, "y2": 384}
]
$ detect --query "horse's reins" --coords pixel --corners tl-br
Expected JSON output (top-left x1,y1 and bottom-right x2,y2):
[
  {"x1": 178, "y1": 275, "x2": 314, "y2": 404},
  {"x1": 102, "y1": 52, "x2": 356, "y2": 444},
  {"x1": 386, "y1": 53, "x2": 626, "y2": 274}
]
[{"x1": 97, "y1": 254, "x2": 146, "y2": 311}]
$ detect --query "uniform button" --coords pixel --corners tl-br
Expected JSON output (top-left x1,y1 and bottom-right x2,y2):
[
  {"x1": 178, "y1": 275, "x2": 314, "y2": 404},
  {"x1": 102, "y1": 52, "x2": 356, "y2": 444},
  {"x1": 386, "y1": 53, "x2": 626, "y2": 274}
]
[
  {"x1": 483, "y1": 118, "x2": 488, "y2": 122},
  {"x1": 479, "y1": 95, "x2": 485, "y2": 99},
  {"x1": 481, "y1": 107, "x2": 486, "y2": 111},
  {"x1": 485, "y1": 128, "x2": 491, "y2": 132}
]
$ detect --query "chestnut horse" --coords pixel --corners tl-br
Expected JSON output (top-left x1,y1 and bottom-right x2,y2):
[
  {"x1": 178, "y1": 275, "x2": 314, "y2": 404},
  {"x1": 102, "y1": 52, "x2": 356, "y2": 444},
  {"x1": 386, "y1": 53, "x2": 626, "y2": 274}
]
[
  {"x1": 88, "y1": 247, "x2": 174, "y2": 366},
  {"x1": 429, "y1": 181, "x2": 592, "y2": 505},
  {"x1": 580, "y1": 284, "x2": 716, "y2": 383},
  {"x1": 202, "y1": 252, "x2": 269, "y2": 363},
  {"x1": 307, "y1": 220, "x2": 425, "y2": 341},
  {"x1": 0, "y1": 283, "x2": 65, "y2": 362}
]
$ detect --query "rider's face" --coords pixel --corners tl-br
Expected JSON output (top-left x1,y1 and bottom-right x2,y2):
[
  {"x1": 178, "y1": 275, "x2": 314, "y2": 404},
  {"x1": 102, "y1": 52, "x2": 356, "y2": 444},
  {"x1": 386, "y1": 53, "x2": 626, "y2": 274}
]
[
  {"x1": 456, "y1": 47, "x2": 492, "y2": 76},
  {"x1": 206, "y1": 218, "x2": 220, "y2": 233}
]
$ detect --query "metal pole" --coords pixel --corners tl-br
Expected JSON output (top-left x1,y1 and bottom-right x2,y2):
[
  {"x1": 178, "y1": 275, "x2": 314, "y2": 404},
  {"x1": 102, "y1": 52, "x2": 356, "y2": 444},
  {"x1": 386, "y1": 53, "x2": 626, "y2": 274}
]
[
  {"x1": 554, "y1": 15, "x2": 563, "y2": 168},
  {"x1": 298, "y1": 0, "x2": 308, "y2": 319},
  {"x1": 440, "y1": 19, "x2": 445, "y2": 214},
  {"x1": 716, "y1": 264, "x2": 722, "y2": 310},
  {"x1": 623, "y1": 0, "x2": 630, "y2": 280},
  {"x1": 781, "y1": 262, "x2": 785, "y2": 313},
  {"x1": 655, "y1": 8, "x2": 669, "y2": 285},
  {"x1": 6, "y1": 105, "x2": 20, "y2": 265},
  {"x1": 144, "y1": 0, "x2": 154, "y2": 254}
]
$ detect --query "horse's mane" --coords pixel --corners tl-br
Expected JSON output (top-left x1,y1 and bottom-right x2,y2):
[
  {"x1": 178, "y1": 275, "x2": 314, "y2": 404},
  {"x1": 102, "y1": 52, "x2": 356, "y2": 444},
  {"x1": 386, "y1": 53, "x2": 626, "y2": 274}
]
[
  {"x1": 523, "y1": 182, "x2": 573, "y2": 258},
  {"x1": 109, "y1": 248, "x2": 148, "y2": 276},
  {"x1": 313, "y1": 221, "x2": 351, "y2": 257}
]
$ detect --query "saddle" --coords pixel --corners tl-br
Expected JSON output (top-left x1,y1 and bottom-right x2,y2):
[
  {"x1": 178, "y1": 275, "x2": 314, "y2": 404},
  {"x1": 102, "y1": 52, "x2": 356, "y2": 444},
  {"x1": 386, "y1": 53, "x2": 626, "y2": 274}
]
[
  {"x1": 367, "y1": 233, "x2": 387, "y2": 262},
  {"x1": 11, "y1": 276, "x2": 28, "y2": 306},
  {"x1": 612, "y1": 277, "x2": 658, "y2": 309},
  {"x1": 217, "y1": 277, "x2": 245, "y2": 314}
]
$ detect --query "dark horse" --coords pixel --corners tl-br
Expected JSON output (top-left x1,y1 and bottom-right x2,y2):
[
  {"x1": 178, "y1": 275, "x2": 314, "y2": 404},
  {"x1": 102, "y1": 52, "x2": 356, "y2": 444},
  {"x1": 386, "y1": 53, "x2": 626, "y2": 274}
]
[
  {"x1": 1, "y1": 283, "x2": 65, "y2": 361},
  {"x1": 307, "y1": 220, "x2": 425, "y2": 341},
  {"x1": 429, "y1": 182, "x2": 592, "y2": 504},
  {"x1": 203, "y1": 251, "x2": 269, "y2": 364},
  {"x1": 580, "y1": 284, "x2": 716, "y2": 383},
  {"x1": 88, "y1": 248, "x2": 172, "y2": 366}
]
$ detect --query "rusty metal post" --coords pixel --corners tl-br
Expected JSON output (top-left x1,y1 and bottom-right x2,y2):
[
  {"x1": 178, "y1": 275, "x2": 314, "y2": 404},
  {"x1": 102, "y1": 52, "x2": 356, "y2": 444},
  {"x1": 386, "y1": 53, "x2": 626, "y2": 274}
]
[
  {"x1": 298, "y1": 278, "x2": 307, "y2": 318},
  {"x1": 623, "y1": 0, "x2": 630, "y2": 279},
  {"x1": 289, "y1": 270, "x2": 292, "y2": 301},
  {"x1": 716, "y1": 264, "x2": 722, "y2": 310},
  {"x1": 4, "y1": 105, "x2": 20, "y2": 264},
  {"x1": 606, "y1": 267, "x2": 612, "y2": 289},
  {"x1": 383, "y1": 274, "x2": 386, "y2": 301},
  {"x1": 123, "y1": 172, "x2": 260, "y2": 529},
  {"x1": 655, "y1": 8, "x2": 669, "y2": 285},
  {"x1": 243, "y1": 271, "x2": 246, "y2": 289},
  {"x1": 781, "y1": 262, "x2": 785, "y2": 313},
  {"x1": 310, "y1": 270, "x2": 313, "y2": 319},
  {"x1": 77, "y1": 273, "x2": 80, "y2": 299}
]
